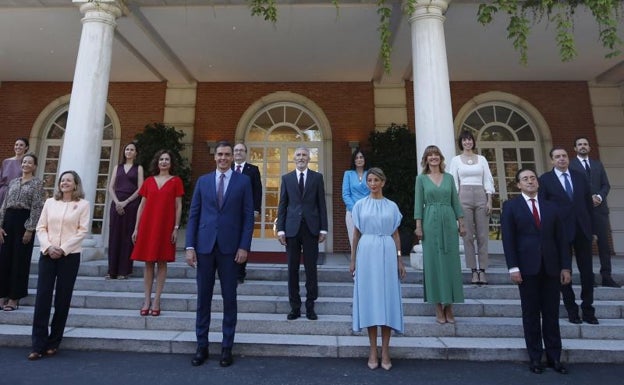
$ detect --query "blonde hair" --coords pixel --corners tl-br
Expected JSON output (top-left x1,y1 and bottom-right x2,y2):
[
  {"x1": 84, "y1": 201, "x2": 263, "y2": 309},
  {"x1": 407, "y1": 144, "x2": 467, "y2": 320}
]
[
  {"x1": 53, "y1": 170, "x2": 85, "y2": 201},
  {"x1": 420, "y1": 145, "x2": 446, "y2": 174}
]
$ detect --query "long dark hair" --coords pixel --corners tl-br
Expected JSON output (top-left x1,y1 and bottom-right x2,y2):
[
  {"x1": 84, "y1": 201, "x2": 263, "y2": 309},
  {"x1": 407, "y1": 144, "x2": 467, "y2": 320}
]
[
  {"x1": 149, "y1": 149, "x2": 177, "y2": 176},
  {"x1": 350, "y1": 148, "x2": 369, "y2": 170}
]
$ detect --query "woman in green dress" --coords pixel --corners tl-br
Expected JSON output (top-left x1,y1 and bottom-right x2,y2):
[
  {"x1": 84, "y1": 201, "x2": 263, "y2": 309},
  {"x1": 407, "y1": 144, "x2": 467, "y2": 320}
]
[{"x1": 414, "y1": 145, "x2": 466, "y2": 324}]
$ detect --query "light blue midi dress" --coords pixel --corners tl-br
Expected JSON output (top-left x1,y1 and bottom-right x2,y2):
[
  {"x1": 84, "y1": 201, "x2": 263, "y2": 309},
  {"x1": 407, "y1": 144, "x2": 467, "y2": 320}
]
[{"x1": 352, "y1": 196, "x2": 404, "y2": 333}]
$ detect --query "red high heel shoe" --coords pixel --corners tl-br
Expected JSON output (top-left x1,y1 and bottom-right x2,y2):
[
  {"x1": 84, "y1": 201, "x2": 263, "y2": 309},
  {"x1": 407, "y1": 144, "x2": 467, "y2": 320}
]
[
  {"x1": 150, "y1": 308, "x2": 161, "y2": 317},
  {"x1": 140, "y1": 303, "x2": 150, "y2": 316}
]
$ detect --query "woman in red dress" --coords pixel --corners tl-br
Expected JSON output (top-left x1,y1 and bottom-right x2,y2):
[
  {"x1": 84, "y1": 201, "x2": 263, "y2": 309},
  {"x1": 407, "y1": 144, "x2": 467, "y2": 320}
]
[{"x1": 131, "y1": 150, "x2": 183, "y2": 316}]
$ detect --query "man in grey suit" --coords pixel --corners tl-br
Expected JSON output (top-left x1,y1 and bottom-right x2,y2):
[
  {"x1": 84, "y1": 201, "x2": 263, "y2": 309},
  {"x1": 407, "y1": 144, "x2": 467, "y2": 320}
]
[
  {"x1": 570, "y1": 137, "x2": 619, "y2": 287},
  {"x1": 277, "y1": 147, "x2": 328, "y2": 321}
]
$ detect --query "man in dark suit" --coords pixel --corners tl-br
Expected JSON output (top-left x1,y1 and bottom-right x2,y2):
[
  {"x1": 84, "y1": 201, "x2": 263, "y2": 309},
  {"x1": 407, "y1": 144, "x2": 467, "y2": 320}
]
[
  {"x1": 232, "y1": 142, "x2": 263, "y2": 284},
  {"x1": 276, "y1": 146, "x2": 328, "y2": 321},
  {"x1": 502, "y1": 168, "x2": 571, "y2": 374},
  {"x1": 539, "y1": 146, "x2": 598, "y2": 325},
  {"x1": 185, "y1": 141, "x2": 254, "y2": 367},
  {"x1": 570, "y1": 136, "x2": 619, "y2": 287}
]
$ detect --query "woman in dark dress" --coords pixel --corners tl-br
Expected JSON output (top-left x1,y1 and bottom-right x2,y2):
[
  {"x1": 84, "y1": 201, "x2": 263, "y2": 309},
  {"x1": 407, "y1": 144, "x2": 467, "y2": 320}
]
[{"x1": 106, "y1": 143, "x2": 144, "y2": 279}]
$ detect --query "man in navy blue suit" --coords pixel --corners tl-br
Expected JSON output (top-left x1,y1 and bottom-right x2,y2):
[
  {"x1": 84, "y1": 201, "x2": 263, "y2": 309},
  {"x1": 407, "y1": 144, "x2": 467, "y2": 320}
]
[
  {"x1": 538, "y1": 146, "x2": 597, "y2": 325},
  {"x1": 232, "y1": 142, "x2": 263, "y2": 284},
  {"x1": 185, "y1": 141, "x2": 254, "y2": 367},
  {"x1": 502, "y1": 168, "x2": 571, "y2": 374},
  {"x1": 569, "y1": 137, "x2": 619, "y2": 287},
  {"x1": 277, "y1": 146, "x2": 328, "y2": 321}
]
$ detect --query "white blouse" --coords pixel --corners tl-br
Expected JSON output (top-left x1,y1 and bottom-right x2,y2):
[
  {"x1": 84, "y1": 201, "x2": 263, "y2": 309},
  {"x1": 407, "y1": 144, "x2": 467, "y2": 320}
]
[{"x1": 449, "y1": 154, "x2": 495, "y2": 194}]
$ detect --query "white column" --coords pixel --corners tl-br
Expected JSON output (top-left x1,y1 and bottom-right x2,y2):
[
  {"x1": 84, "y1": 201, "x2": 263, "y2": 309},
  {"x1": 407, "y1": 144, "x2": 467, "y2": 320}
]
[
  {"x1": 409, "y1": 0, "x2": 455, "y2": 171},
  {"x1": 59, "y1": 0, "x2": 122, "y2": 215}
]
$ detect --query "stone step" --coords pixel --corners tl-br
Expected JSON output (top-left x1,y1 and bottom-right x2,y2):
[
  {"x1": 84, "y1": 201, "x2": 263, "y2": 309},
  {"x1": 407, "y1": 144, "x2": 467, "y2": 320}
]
[
  {"x1": 40, "y1": 260, "x2": 624, "y2": 286},
  {"x1": 9, "y1": 291, "x2": 624, "y2": 319},
  {"x1": 2, "y1": 306, "x2": 623, "y2": 340},
  {"x1": 1, "y1": 324, "x2": 623, "y2": 363},
  {"x1": 27, "y1": 275, "x2": 624, "y2": 302}
]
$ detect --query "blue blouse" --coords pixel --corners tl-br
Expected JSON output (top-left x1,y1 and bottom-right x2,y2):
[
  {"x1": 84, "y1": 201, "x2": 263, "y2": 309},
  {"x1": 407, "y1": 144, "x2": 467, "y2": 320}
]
[{"x1": 342, "y1": 170, "x2": 370, "y2": 212}]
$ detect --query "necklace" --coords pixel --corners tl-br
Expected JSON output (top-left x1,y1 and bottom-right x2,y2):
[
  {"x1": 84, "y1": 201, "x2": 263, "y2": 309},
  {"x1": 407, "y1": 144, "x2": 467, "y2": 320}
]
[{"x1": 467, "y1": 158, "x2": 473, "y2": 165}]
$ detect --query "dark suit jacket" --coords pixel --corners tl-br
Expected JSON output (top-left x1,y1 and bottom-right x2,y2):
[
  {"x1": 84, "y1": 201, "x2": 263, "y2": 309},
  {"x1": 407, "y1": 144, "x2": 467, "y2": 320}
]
[
  {"x1": 276, "y1": 169, "x2": 328, "y2": 237},
  {"x1": 185, "y1": 171, "x2": 254, "y2": 255},
  {"x1": 232, "y1": 162, "x2": 262, "y2": 213},
  {"x1": 538, "y1": 168, "x2": 593, "y2": 242},
  {"x1": 569, "y1": 157, "x2": 610, "y2": 215},
  {"x1": 502, "y1": 196, "x2": 571, "y2": 276}
]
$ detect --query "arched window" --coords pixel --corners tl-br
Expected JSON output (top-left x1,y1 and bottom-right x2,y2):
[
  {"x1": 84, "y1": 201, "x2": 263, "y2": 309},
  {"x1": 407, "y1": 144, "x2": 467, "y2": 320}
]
[
  {"x1": 244, "y1": 102, "x2": 325, "y2": 251},
  {"x1": 459, "y1": 102, "x2": 545, "y2": 241},
  {"x1": 39, "y1": 107, "x2": 116, "y2": 236}
]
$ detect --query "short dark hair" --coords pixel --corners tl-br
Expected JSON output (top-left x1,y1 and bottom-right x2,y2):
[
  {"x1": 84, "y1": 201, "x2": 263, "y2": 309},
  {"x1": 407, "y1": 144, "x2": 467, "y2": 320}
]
[
  {"x1": 457, "y1": 130, "x2": 476, "y2": 151},
  {"x1": 574, "y1": 136, "x2": 590, "y2": 147},
  {"x1": 349, "y1": 148, "x2": 368, "y2": 170},
  {"x1": 16, "y1": 137, "x2": 29, "y2": 149},
  {"x1": 149, "y1": 149, "x2": 177, "y2": 176},
  {"x1": 549, "y1": 145, "x2": 567, "y2": 159},
  {"x1": 22, "y1": 152, "x2": 38, "y2": 166},
  {"x1": 515, "y1": 168, "x2": 537, "y2": 183},
  {"x1": 215, "y1": 141, "x2": 233, "y2": 153}
]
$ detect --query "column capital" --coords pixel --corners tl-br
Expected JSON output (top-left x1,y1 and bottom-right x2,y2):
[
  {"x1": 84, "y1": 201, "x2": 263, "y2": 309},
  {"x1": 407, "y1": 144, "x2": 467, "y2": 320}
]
[
  {"x1": 407, "y1": 0, "x2": 450, "y2": 23},
  {"x1": 73, "y1": 0, "x2": 124, "y2": 20}
]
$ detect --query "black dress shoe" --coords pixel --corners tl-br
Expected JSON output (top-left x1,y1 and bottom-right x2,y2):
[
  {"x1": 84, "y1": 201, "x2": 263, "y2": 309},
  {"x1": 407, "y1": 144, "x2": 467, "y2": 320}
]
[
  {"x1": 219, "y1": 348, "x2": 233, "y2": 367},
  {"x1": 547, "y1": 361, "x2": 568, "y2": 374},
  {"x1": 529, "y1": 360, "x2": 544, "y2": 374},
  {"x1": 306, "y1": 309, "x2": 318, "y2": 320},
  {"x1": 287, "y1": 310, "x2": 301, "y2": 320},
  {"x1": 582, "y1": 315, "x2": 599, "y2": 325},
  {"x1": 237, "y1": 277, "x2": 245, "y2": 284},
  {"x1": 602, "y1": 277, "x2": 621, "y2": 288},
  {"x1": 191, "y1": 347, "x2": 208, "y2": 366},
  {"x1": 568, "y1": 314, "x2": 582, "y2": 324}
]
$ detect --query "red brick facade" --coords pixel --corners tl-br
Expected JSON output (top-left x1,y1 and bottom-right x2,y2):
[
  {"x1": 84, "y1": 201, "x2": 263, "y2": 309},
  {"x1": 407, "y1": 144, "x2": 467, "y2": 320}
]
[{"x1": 0, "y1": 80, "x2": 599, "y2": 253}]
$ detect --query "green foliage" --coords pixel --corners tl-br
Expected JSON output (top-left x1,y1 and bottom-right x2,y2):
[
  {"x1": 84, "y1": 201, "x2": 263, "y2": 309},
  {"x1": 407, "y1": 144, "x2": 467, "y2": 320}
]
[
  {"x1": 368, "y1": 123, "x2": 417, "y2": 236},
  {"x1": 134, "y1": 123, "x2": 193, "y2": 225},
  {"x1": 377, "y1": 0, "x2": 393, "y2": 74},
  {"x1": 477, "y1": 0, "x2": 623, "y2": 64}
]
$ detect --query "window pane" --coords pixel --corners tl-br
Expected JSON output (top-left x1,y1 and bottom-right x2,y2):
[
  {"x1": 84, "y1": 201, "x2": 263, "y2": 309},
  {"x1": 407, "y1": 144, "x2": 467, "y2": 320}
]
[
  {"x1": 255, "y1": 111, "x2": 274, "y2": 129},
  {"x1": 46, "y1": 146, "x2": 60, "y2": 159},
  {"x1": 520, "y1": 148, "x2": 535, "y2": 161},
  {"x1": 494, "y1": 106, "x2": 512, "y2": 124},
  {"x1": 269, "y1": 126, "x2": 299, "y2": 141},
  {"x1": 248, "y1": 127, "x2": 265, "y2": 141},
  {"x1": 463, "y1": 112, "x2": 483, "y2": 129},
  {"x1": 508, "y1": 111, "x2": 528, "y2": 130},
  {"x1": 483, "y1": 126, "x2": 514, "y2": 141},
  {"x1": 478, "y1": 106, "x2": 495, "y2": 123},
  {"x1": 516, "y1": 126, "x2": 535, "y2": 141}
]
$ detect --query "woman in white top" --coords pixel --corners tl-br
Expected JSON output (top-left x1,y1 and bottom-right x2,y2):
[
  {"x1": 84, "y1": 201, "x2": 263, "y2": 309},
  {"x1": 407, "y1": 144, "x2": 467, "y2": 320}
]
[{"x1": 449, "y1": 131, "x2": 495, "y2": 285}]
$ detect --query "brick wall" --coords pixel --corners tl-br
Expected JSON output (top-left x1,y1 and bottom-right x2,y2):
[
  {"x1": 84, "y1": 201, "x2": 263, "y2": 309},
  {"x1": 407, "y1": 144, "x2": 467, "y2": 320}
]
[{"x1": 0, "y1": 82, "x2": 166, "y2": 161}]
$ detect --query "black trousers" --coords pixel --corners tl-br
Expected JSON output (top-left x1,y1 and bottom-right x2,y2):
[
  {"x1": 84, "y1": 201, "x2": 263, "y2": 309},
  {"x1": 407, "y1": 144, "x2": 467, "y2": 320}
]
[
  {"x1": 31, "y1": 252, "x2": 80, "y2": 353},
  {"x1": 519, "y1": 269, "x2": 562, "y2": 363},
  {"x1": 286, "y1": 221, "x2": 318, "y2": 312},
  {"x1": 561, "y1": 225, "x2": 595, "y2": 317},
  {"x1": 0, "y1": 208, "x2": 34, "y2": 300},
  {"x1": 593, "y1": 210, "x2": 613, "y2": 276}
]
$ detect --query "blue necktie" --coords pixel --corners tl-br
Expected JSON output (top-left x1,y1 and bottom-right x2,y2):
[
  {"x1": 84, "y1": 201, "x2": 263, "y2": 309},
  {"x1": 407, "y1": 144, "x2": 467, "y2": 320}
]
[
  {"x1": 298, "y1": 172, "x2": 304, "y2": 196},
  {"x1": 562, "y1": 172, "x2": 573, "y2": 201},
  {"x1": 217, "y1": 173, "x2": 225, "y2": 208}
]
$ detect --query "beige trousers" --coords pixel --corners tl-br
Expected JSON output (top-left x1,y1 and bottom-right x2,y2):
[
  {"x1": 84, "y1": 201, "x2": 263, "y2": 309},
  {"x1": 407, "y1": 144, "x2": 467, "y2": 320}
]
[{"x1": 459, "y1": 185, "x2": 489, "y2": 269}]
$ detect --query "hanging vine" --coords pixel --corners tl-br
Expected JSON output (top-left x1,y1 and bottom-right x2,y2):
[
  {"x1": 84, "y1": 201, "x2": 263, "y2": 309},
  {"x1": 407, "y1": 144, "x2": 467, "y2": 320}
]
[{"x1": 477, "y1": 0, "x2": 624, "y2": 64}]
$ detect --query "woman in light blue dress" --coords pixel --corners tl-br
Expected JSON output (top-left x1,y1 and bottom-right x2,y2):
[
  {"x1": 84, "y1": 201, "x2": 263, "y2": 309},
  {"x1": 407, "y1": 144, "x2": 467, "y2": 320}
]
[{"x1": 350, "y1": 167, "x2": 406, "y2": 371}]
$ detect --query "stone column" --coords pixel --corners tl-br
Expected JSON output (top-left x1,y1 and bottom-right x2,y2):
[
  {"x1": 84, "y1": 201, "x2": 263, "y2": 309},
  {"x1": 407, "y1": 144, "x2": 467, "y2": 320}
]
[
  {"x1": 409, "y1": 0, "x2": 455, "y2": 170},
  {"x1": 59, "y1": 0, "x2": 122, "y2": 216}
]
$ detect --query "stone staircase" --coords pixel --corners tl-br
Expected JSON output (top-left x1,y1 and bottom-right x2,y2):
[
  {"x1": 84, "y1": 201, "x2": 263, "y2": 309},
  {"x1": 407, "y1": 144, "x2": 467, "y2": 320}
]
[{"x1": 1, "y1": 254, "x2": 624, "y2": 363}]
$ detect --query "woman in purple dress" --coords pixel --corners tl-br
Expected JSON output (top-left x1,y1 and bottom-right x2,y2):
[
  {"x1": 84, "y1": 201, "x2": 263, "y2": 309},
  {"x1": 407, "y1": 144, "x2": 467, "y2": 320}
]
[{"x1": 106, "y1": 143, "x2": 144, "y2": 279}]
